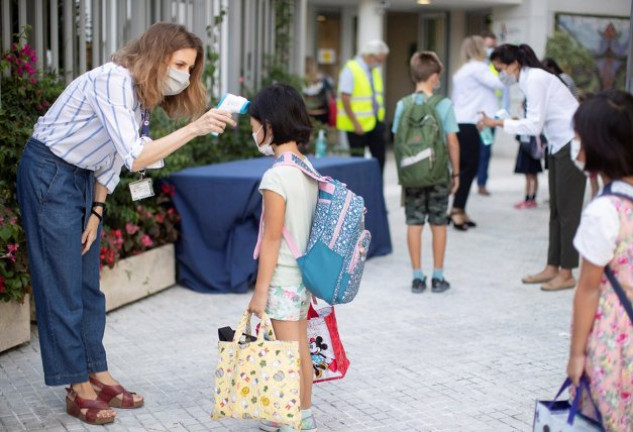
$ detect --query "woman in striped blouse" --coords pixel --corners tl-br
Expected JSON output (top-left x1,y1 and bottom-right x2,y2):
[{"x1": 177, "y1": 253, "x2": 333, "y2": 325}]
[{"x1": 16, "y1": 22, "x2": 235, "y2": 425}]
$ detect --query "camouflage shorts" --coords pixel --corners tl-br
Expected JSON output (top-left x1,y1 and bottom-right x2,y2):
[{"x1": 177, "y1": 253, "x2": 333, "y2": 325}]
[{"x1": 403, "y1": 182, "x2": 450, "y2": 226}]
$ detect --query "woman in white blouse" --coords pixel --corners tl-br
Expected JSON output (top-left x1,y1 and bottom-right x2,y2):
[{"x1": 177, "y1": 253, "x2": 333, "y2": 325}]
[
  {"x1": 16, "y1": 22, "x2": 235, "y2": 425},
  {"x1": 449, "y1": 36, "x2": 504, "y2": 229},
  {"x1": 481, "y1": 43, "x2": 585, "y2": 291}
]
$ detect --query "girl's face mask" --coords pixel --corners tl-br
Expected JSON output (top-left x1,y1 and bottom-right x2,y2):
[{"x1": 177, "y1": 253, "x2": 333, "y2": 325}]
[{"x1": 252, "y1": 125, "x2": 275, "y2": 156}]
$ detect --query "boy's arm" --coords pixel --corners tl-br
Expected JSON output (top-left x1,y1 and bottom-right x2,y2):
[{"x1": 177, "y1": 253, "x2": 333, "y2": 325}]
[
  {"x1": 248, "y1": 190, "x2": 285, "y2": 317},
  {"x1": 446, "y1": 132, "x2": 460, "y2": 195}
]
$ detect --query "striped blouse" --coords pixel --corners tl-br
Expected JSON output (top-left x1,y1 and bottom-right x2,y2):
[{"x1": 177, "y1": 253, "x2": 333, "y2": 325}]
[{"x1": 32, "y1": 62, "x2": 150, "y2": 193}]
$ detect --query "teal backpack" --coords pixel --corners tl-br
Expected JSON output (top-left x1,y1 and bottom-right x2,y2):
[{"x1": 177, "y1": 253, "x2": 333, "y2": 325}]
[{"x1": 394, "y1": 93, "x2": 449, "y2": 187}]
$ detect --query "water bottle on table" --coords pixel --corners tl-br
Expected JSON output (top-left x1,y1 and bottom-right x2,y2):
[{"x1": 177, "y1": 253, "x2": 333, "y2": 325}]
[{"x1": 315, "y1": 129, "x2": 327, "y2": 158}]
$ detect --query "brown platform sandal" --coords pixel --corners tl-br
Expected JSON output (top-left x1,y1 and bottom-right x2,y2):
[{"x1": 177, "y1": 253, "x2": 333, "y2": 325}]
[
  {"x1": 65, "y1": 387, "x2": 116, "y2": 425},
  {"x1": 90, "y1": 376, "x2": 144, "y2": 409}
]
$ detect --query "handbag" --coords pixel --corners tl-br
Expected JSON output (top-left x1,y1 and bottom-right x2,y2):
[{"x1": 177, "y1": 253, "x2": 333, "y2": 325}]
[
  {"x1": 211, "y1": 311, "x2": 302, "y2": 430},
  {"x1": 519, "y1": 134, "x2": 546, "y2": 160},
  {"x1": 533, "y1": 377, "x2": 604, "y2": 431},
  {"x1": 307, "y1": 302, "x2": 350, "y2": 383}
]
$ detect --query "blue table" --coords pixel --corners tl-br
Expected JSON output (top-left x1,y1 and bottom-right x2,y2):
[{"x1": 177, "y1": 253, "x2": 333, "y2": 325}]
[{"x1": 170, "y1": 156, "x2": 392, "y2": 294}]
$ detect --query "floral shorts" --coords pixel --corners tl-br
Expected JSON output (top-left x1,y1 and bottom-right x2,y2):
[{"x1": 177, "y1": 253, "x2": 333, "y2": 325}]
[{"x1": 265, "y1": 283, "x2": 310, "y2": 321}]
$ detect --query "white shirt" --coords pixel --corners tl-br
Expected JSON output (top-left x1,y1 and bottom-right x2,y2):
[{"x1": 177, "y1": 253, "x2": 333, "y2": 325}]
[
  {"x1": 32, "y1": 62, "x2": 150, "y2": 193},
  {"x1": 259, "y1": 159, "x2": 319, "y2": 286},
  {"x1": 503, "y1": 67, "x2": 579, "y2": 154},
  {"x1": 572, "y1": 181, "x2": 633, "y2": 266},
  {"x1": 451, "y1": 60, "x2": 504, "y2": 124}
]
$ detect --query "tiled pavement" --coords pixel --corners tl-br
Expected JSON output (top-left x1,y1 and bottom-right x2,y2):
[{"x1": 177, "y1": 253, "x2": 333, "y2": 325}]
[{"x1": 1, "y1": 151, "x2": 581, "y2": 431}]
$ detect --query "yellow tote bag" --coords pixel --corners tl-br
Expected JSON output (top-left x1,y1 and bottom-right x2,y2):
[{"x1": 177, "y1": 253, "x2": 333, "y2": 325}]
[{"x1": 211, "y1": 311, "x2": 301, "y2": 430}]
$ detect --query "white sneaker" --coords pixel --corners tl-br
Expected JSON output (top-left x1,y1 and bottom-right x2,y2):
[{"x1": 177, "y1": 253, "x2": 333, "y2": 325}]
[{"x1": 279, "y1": 415, "x2": 318, "y2": 432}]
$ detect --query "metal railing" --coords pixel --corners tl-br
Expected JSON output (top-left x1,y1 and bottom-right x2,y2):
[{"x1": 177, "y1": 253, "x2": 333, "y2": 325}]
[{"x1": 0, "y1": 0, "x2": 286, "y2": 101}]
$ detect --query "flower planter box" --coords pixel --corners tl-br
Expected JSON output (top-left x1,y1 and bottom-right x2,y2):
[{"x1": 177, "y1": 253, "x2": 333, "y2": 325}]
[
  {"x1": 0, "y1": 294, "x2": 31, "y2": 353},
  {"x1": 100, "y1": 244, "x2": 176, "y2": 312}
]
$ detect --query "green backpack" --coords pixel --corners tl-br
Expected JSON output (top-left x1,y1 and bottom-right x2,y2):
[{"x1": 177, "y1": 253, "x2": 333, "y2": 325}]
[{"x1": 394, "y1": 93, "x2": 449, "y2": 188}]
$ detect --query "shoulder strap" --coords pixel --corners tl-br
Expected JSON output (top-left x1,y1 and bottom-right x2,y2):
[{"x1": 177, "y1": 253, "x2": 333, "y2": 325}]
[
  {"x1": 599, "y1": 182, "x2": 633, "y2": 326},
  {"x1": 273, "y1": 152, "x2": 327, "y2": 183},
  {"x1": 605, "y1": 266, "x2": 633, "y2": 327},
  {"x1": 600, "y1": 181, "x2": 633, "y2": 203},
  {"x1": 426, "y1": 94, "x2": 444, "y2": 109}
]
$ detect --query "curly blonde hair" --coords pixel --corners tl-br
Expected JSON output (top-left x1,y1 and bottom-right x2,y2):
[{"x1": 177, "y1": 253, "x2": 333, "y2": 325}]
[{"x1": 112, "y1": 22, "x2": 206, "y2": 119}]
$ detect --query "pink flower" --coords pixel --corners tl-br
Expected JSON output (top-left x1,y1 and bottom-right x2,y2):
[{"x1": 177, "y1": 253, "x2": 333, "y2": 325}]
[
  {"x1": 7, "y1": 244, "x2": 18, "y2": 253},
  {"x1": 125, "y1": 223, "x2": 140, "y2": 235},
  {"x1": 155, "y1": 213, "x2": 165, "y2": 224},
  {"x1": 621, "y1": 391, "x2": 631, "y2": 400},
  {"x1": 140, "y1": 235, "x2": 154, "y2": 247},
  {"x1": 616, "y1": 332, "x2": 629, "y2": 344}
]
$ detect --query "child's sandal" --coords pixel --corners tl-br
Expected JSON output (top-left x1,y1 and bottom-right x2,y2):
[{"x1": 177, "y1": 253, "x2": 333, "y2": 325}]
[
  {"x1": 65, "y1": 387, "x2": 116, "y2": 425},
  {"x1": 90, "y1": 376, "x2": 144, "y2": 409}
]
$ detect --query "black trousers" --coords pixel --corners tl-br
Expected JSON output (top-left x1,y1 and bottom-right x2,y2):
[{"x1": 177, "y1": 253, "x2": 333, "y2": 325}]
[
  {"x1": 547, "y1": 143, "x2": 586, "y2": 269},
  {"x1": 452, "y1": 124, "x2": 481, "y2": 209},
  {"x1": 347, "y1": 121, "x2": 386, "y2": 175}
]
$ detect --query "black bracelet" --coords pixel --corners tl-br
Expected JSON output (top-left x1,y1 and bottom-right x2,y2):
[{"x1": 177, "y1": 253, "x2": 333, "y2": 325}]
[
  {"x1": 90, "y1": 209, "x2": 103, "y2": 222},
  {"x1": 451, "y1": 173, "x2": 460, "y2": 178},
  {"x1": 92, "y1": 201, "x2": 106, "y2": 209}
]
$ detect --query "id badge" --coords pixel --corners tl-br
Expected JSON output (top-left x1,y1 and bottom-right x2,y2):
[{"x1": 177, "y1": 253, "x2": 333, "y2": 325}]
[{"x1": 129, "y1": 178, "x2": 155, "y2": 201}]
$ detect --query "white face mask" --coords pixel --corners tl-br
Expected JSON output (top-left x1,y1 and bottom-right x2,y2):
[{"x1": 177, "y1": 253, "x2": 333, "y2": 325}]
[
  {"x1": 252, "y1": 125, "x2": 275, "y2": 156},
  {"x1": 485, "y1": 47, "x2": 494, "y2": 58},
  {"x1": 498, "y1": 70, "x2": 517, "y2": 87},
  {"x1": 163, "y1": 67, "x2": 190, "y2": 96},
  {"x1": 570, "y1": 138, "x2": 585, "y2": 172}
]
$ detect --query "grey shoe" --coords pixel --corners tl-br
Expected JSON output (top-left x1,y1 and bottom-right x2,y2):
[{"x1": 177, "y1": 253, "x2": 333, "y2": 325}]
[
  {"x1": 431, "y1": 277, "x2": 450, "y2": 293},
  {"x1": 260, "y1": 419, "x2": 281, "y2": 432},
  {"x1": 411, "y1": 278, "x2": 426, "y2": 293}
]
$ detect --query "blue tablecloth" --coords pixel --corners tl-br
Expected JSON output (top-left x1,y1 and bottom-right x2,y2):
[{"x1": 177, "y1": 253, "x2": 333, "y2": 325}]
[{"x1": 170, "y1": 156, "x2": 392, "y2": 294}]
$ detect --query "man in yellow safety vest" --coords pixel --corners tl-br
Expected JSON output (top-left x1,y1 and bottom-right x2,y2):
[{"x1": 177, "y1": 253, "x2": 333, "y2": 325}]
[{"x1": 336, "y1": 39, "x2": 390, "y2": 175}]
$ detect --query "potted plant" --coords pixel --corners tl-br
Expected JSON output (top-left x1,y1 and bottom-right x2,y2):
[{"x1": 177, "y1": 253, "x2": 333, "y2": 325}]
[
  {"x1": 99, "y1": 184, "x2": 180, "y2": 311},
  {"x1": 0, "y1": 32, "x2": 63, "y2": 352}
]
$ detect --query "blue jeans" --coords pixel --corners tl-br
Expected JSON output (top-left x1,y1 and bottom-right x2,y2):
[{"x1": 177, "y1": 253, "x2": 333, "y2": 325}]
[
  {"x1": 476, "y1": 128, "x2": 496, "y2": 187},
  {"x1": 17, "y1": 138, "x2": 107, "y2": 386}
]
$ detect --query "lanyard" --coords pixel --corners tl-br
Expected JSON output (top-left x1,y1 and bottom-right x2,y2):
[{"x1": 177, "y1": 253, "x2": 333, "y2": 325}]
[{"x1": 141, "y1": 109, "x2": 150, "y2": 138}]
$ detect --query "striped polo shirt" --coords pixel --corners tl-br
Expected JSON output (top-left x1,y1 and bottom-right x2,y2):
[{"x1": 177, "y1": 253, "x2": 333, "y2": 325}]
[{"x1": 32, "y1": 62, "x2": 151, "y2": 193}]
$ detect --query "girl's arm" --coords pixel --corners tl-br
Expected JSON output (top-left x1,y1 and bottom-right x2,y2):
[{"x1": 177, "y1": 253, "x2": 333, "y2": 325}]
[
  {"x1": 567, "y1": 258, "x2": 604, "y2": 386},
  {"x1": 248, "y1": 190, "x2": 286, "y2": 317},
  {"x1": 81, "y1": 180, "x2": 109, "y2": 255}
]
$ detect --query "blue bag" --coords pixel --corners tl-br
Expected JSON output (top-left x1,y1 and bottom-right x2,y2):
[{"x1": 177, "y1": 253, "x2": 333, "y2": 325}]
[{"x1": 254, "y1": 153, "x2": 371, "y2": 304}]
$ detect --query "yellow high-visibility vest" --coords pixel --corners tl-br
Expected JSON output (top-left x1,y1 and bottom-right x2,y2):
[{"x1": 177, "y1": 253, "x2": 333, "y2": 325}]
[
  {"x1": 489, "y1": 62, "x2": 502, "y2": 99},
  {"x1": 336, "y1": 60, "x2": 385, "y2": 132}
]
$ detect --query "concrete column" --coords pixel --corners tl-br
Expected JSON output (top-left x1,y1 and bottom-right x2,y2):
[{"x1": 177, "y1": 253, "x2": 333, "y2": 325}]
[
  {"x1": 78, "y1": 0, "x2": 87, "y2": 73},
  {"x1": 357, "y1": 0, "x2": 384, "y2": 51},
  {"x1": 226, "y1": 0, "x2": 242, "y2": 95},
  {"x1": 293, "y1": 0, "x2": 307, "y2": 76},
  {"x1": 34, "y1": 0, "x2": 44, "y2": 70},
  {"x1": 91, "y1": 0, "x2": 100, "y2": 68},
  {"x1": 63, "y1": 0, "x2": 74, "y2": 83},
  {"x1": 50, "y1": 0, "x2": 59, "y2": 72}
]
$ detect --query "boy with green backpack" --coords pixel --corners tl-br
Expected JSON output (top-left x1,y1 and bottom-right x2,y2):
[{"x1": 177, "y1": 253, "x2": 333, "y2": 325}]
[{"x1": 392, "y1": 51, "x2": 460, "y2": 293}]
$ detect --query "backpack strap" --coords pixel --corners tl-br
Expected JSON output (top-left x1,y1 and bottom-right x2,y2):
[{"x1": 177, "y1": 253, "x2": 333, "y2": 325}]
[
  {"x1": 273, "y1": 152, "x2": 327, "y2": 183},
  {"x1": 253, "y1": 152, "x2": 323, "y2": 260},
  {"x1": 599, "y1": 182, "x2": 633, "y2": 326}
]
